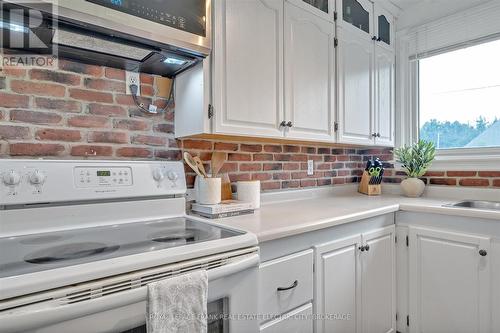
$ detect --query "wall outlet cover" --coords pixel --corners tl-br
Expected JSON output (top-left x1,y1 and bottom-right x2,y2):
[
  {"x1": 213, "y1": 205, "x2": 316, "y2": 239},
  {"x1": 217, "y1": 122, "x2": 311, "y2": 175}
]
[
  {"x1": 307, "y1": 160, "x2": 314, "y2": 176},
  {"x1": 126, "y1": 71, "x2": 141, "y2": 95}
]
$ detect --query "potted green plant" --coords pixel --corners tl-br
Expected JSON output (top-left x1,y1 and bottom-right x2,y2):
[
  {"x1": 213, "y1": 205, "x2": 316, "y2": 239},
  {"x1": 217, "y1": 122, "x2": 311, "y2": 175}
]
[{"x1": 393, "y1": 140, "x2": 436, "y2": 197}]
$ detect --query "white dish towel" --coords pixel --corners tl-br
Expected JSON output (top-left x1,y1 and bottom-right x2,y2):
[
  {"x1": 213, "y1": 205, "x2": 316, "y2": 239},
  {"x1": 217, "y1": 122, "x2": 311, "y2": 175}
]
[{"x1": 147, "y1": 270, "x2": 208, "y2": 333}]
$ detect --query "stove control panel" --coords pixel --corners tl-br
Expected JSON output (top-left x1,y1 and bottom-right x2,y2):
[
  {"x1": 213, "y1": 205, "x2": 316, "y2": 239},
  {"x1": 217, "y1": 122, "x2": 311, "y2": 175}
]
[
  {"x1": 74, "y1": 167, "x2": 133, "y2": 188},
  {"x1": 0, "y1": 160, "x2": 186, "y2": 206}
]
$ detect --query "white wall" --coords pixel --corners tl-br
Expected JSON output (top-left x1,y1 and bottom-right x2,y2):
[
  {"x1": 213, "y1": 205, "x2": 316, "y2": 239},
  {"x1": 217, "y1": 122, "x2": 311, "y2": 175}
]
[{"x1": 395, "y1": 0, "x2": 492, "y2": 31}]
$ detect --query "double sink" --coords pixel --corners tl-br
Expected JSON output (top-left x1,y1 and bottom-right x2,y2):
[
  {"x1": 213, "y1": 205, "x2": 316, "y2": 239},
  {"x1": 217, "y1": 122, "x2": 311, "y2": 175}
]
[{"x1": 444, "y1": 200, "x2": 500, "y2": 211}]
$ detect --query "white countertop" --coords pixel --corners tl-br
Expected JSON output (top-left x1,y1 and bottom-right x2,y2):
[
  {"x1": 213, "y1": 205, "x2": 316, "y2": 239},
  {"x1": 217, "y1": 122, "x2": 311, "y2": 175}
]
[{"x1": 191, "y1": 185, "x2": 500, "y2": 242}]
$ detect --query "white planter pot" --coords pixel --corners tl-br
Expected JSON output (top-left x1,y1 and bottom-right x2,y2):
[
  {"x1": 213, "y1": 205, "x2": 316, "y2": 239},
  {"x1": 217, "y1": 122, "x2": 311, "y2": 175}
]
[{"x1": 400, "y1": 178, "x2": 426, "y2": 198}]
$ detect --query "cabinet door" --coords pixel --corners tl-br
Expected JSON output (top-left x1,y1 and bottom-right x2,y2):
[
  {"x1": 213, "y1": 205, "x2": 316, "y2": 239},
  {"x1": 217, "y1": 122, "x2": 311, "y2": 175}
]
[
  {"x1": 374, "y1": 5, "x2": 394, "y2": 51},
  {"x1": 337, "y1": 27, "x2": 374, "y2": 145},
  {"x1": 409, "y1": 226, "x2": 491, "y2": 333},
  {"x1": 213, "y1": 0, "x2": 284, "y2": 138},
  {"x1": 315, "y1": 234, "x2": 362, "y2": 333},
  {"x1": 284, "y1": 2, "x2": 335, "y2": 141},
  {"x1": 336, "y1": 0, "x2": 373, "y2": 39},
  {"x1": 374, "y1": 45, "x2": 395, "y2": 147},
  {"x1": 361, "y1": 225, "x2": 396, "y2": 333}
]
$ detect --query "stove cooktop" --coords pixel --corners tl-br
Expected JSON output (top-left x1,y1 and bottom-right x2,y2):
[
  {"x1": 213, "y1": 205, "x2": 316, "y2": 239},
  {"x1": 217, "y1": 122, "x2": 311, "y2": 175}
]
[{"x1": 0, "y1": 218, "x2": 243, "y2": 278}]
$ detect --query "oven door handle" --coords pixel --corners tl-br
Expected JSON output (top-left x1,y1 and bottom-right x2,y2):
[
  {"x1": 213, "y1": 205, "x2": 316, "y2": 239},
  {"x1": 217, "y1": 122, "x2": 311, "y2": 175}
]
[{"x1": 0, "y1": 253, "x2": 259, "y2": 333}]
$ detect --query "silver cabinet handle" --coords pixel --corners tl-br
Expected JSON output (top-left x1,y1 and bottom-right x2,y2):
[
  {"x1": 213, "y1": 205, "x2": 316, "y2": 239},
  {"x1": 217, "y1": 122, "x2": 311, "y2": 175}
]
[
  {"x1": 277, "y1": 280, "x2": 298, "y2": 291},
  {"x1": 286, "y1": 121, "x2": 293, "y2": 128},
  {"x1": 279, "y1": 121, "x2": 287, "y2": 128}
]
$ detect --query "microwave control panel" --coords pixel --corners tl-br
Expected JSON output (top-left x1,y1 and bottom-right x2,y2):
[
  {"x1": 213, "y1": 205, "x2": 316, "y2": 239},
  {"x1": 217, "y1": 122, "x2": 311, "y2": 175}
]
[{"x1": 86, "y1": 0, "x2": 207, "y2": 37}]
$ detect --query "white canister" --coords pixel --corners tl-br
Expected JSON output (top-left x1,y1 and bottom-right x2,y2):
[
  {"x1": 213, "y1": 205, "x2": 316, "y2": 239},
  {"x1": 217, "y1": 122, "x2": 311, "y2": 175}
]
[
  {"x1": 195, "y1": 176, "x2": 221, "y2": 205},
  {"x1": 236, "y1": 180, "x2": 261, "y2": 209}
]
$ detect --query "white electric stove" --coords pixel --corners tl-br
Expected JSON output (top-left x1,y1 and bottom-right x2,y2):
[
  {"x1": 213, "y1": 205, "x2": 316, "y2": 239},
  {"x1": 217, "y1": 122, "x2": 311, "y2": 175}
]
[{"x1": 0, "y1": 159, "x2": 259, "y2": 333}]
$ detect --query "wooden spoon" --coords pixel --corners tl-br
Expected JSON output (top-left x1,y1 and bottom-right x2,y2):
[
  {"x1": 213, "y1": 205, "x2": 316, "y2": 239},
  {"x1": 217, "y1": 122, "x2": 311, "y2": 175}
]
[
  {"x1": 183, "y1": 152, "x2": 203, "y2": 177},
  {"x1": 193, "y1": 156, "x2": 208, "y2": 178},
  {"x1": 211, "y1": 152, "x2": 226, "y2": 177}
]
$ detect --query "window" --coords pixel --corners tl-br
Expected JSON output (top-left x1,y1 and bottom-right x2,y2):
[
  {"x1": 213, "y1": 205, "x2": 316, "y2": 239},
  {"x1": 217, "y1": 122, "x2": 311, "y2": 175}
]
[{"x1": 418, "y1": 39, "x2": 500, "y2": 149}]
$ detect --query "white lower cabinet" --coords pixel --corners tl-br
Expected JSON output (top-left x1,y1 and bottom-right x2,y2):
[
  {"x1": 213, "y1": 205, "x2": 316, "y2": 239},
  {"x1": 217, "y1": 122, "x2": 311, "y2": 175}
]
[
  {"x1": 314, "y1": 225, "x2": 396, "y2": 333},
  {"x1": 315, "y1": 234, "x2": 361, "y2": 333},
  {"x1": 408, "y1": 226, "x2": 491, "y2": 333},
  {"x1": 361, "y1": 227, "x2": 396, "y2": 333}
]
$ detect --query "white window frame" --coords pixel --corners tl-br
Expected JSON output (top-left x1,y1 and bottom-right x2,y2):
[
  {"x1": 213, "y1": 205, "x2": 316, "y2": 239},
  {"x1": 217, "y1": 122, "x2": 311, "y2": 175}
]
[{"x1": 396, "y1": 1, "x2": 500, "y2": 171}]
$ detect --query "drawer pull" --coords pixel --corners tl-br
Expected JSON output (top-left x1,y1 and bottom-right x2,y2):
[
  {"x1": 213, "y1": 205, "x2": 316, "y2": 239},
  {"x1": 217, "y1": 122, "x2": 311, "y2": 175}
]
[{"x1": 277, "y1": 280, "x2": 298, "y2": 292}]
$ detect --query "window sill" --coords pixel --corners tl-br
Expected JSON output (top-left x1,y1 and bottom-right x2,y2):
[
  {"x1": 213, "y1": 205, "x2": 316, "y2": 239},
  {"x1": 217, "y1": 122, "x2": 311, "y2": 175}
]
[{"x1": 429, "y1": 147, "x2": 500, "y2": 171}]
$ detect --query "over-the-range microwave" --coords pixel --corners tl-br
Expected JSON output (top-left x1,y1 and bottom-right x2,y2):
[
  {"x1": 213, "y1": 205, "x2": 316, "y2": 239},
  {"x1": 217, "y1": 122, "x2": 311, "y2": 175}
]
[
  {"x1": 1, "y1": 0, "x2": 211, "y2": 77},
  {"x1": 64, "y1": 0, "x2": 210, "y2": 55}
]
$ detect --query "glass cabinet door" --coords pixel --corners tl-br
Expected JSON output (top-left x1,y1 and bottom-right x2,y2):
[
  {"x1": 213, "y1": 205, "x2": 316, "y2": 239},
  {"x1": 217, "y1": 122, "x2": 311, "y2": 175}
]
[
  {"x1": 302, "y1": 0, "x2": 329, "y2": 13},
  {"x1": 377, "y1": 14, "x2": 391, "y2": 45},
  {"x1": 342, "y1": 0, "x2": 370, "y2": 34}
]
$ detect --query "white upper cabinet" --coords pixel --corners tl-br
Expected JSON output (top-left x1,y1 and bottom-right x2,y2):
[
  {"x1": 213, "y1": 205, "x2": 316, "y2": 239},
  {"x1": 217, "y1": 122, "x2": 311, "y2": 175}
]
[
  {"x1": 374, "y1": 44, "x2": 395, "y2": 146},
  {"x1": 408, "y1": 226, "x2": 491, "y2": 333},
  {"x1": 337, "y1": 26, "x2": 374, "y2": 145},
  {"x1": 212, "y1": 0, "x2": 284, "y2": 138},
  {"x1": 336, "y1": 0, "x2": 395, "y2": 147},
  {"x1": 176, "y1": 0, "x2": 396, "y2": 147},
  {"x1": 284, "y1": 2, "x2": 336, "y2": 141}
]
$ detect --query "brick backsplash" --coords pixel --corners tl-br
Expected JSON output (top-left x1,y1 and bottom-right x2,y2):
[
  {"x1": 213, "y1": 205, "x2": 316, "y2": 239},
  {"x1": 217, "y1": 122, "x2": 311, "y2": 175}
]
[{"x1": 1, "y1": 59, "x2": 499, "y2": 191}]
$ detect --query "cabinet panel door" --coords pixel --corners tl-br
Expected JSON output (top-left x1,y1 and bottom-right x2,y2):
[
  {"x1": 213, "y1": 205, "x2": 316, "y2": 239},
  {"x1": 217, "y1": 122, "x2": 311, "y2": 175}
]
[
  {"x1": 337, "y1": 27, "x2": 374, "y2": 145},
  {"x1": 284, "y1": 2, "x2": 335, "y2": 141},
  {"x1": 315, "y1": 234, "x2": 362, "y2": 333},
  {"x1": 374, "y1": 45, "x2": 395, "y2": 147},
  {"x1": 409, "y1": 227, "x2": 491, "y2": 333},
  {"x1": 361, "y1": 225, "x2": 396, "y2": 333},
  {"x1": 213, "y1": 0, "x2": 284, "y2": 138}
]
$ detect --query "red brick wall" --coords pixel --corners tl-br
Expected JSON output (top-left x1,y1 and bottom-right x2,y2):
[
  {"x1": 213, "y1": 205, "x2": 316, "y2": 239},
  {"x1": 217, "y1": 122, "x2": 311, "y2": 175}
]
[
  {"x1": 415, "y1": 171, "x2": 500, "y2": 188},
  {"x1": 0, "y1": 61, "x2": 176, "y2": 159},
  {"x1": 1, "y1": 59, "x2": 499, "y2": 190},
  {"x1": 181, "y1": 142, "x2": 395, "y2": 190}
]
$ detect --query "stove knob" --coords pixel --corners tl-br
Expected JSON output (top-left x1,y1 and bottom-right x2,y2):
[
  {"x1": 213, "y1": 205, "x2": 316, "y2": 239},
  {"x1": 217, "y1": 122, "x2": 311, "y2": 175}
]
[
  {"x1": 3, "y1": 170, "x2": 21, "y2": 186},
  {"x1": 167, "y1": 171, "x2": 178, "y2": 181},
  {"x1": 29, "y1": 170, "x2": 46, "y2": 185},
  {"x1": 152, "y1": 168, "x2": 165, "y2": 182}
]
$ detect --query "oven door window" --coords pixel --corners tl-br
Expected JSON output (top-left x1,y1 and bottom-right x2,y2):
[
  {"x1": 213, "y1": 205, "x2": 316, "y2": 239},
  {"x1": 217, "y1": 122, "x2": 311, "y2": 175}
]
[{"x1": 121, "y1": 298, "x2": 228, "y2": 333}]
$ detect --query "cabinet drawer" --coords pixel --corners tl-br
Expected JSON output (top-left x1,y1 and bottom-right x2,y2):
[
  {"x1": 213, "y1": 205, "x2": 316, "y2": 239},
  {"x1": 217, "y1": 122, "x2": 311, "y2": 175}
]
[
  {"x1": 260, "y1": 303, "x2": 313, "y2": 333},
  {"x1": 259, "y1": 249, "x2": 313, "y2": 318}
]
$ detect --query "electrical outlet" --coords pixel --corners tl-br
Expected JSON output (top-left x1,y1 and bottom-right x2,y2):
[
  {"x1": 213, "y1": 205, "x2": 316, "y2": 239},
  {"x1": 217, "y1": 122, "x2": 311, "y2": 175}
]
[
  {"x1": 307, "y1": 160, "x2": 314, "y2": 176},
  {"x1": 125, "y1": 71, "x2": 141, "y2": 95}
]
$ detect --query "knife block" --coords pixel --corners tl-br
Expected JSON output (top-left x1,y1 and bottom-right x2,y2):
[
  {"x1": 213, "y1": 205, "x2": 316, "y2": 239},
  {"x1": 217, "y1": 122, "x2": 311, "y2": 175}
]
[{"x1": 358, "y1": 171, "x2": 381, "y2": 196}]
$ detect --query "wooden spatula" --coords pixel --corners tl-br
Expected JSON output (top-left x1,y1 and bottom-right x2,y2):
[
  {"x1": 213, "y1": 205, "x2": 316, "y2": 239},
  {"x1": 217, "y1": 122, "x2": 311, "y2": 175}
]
[
  {"x1": 211, "y1": 152, "x2": 226, "y2": 177},
  {"x1": 193, "y1": 156, "x2": 208, "y2": 178},
  {"x1": 183, "y1": 152, "x2": 203, "y2": 177}
]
